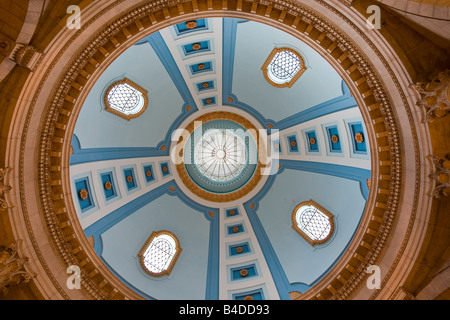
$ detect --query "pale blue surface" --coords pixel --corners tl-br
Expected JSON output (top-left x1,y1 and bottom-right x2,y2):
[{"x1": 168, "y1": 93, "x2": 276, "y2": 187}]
[
  {"x1": 232, "y1": 21, "x2": 343, "y2": 122},
  {"x1": 74, "y1": 43, "x2": 184, "y2": 149},
  {"x1": 100, "y1": 194, "x2": 211, "y2": 300},
  {"x1": 256, "y1": 169, "x2": 366, "y2": 286}
]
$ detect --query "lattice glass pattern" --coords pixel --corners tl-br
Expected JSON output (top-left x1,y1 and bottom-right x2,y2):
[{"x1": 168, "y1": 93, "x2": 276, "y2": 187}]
[
  {"x1": 107, "y1": 83, "x2": 142, "y2": 113},
  {"x1": 297, "y1": 205, "x2": 331, "y2": 241},
  {"x1": 268, "y1": 50, "x2": 301, "y2": 82},
  {"x1": 194, "y1": 129, "x2": 247, "y2": 182},
  {"x1": 143, "y1": 235, "x2": 176, "y2": 274}
]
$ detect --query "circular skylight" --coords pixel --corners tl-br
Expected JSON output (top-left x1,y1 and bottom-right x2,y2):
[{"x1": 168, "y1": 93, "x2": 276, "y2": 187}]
[
  {"x1": 106, "y1": 83, "x2": 145, "y2": 115},
  {"x1": 194, "y1": 129, "x2": 247, "y2": 182},
  {"x1": 267, "y1": 50, "x2": 302, "y2": 84}
]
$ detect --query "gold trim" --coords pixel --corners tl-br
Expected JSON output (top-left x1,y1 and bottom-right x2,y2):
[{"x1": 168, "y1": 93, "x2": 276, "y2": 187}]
[
  {"x1": 292, "y1": 200, "x2": 335, "y2": 246},
  {"x1": 104, "y1": 78, "x2": 149, "y2": 121},
  {"x1": 137, "y1": 230, "x2": 182, "y2": 278},
  {"x1": 104, "y1": 182, "x2": 112, "y2": 190},
  {"x1": 261, "y1": 47, "x2": 307, "y2": 88},
  {"x1": 175, "y1": 111, "x2": 267, "y2": 202}
]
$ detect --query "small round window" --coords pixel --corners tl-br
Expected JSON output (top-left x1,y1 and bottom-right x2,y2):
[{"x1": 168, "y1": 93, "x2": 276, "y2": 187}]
[
  {"x1": 138, "y1": 231, "x2": 181, "y2": 277},
  {"x1": 262, "y1": 47, "x2": 307, "y2": 88},
  {"x1": 104, "y1": 78, "x2": 148, "y2": 120},
  {"x1": 292, "y1": 200, "x2": 334, "y2": 246}
]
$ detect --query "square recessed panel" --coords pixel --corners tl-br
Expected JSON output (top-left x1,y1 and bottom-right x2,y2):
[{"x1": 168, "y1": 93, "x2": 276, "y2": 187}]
[
  {"x1": 74, "y1": 177, "x2": 95, "y2": 212},
  {"x1": 227, "y1": 223, "x2": 245, "y2": 235},
  {"x1": 348, "y1": 122, "x2": 367, "y2": 154},
  {"x1": 174, "y1": 19, "x2": 208, "y2": 35},
  {"x1": 225, "y1": 208, "x2": 240, "y2": 218},
  {"x1": 196, "y1": 80, "x2": 215, "y2": 92},
  {"x1": 123, "y1": 167, "x2": 137, "y2": 191},
  {"x1": 182, "y1": 40, "x2": 211, "y2": 56},
  {"x1": 326, "y1": 125, "x2": 342, "y2": 153},
  {"x1": 100, "y1": 171, "x2": 117, "y2": 201},
  {"x1": 286, "y1": 134, "x2": 299, "y2": 153},
  {"x1": 305, "y1": 130, "x2": 319, "y2": 152},
  {"x1": 230, "y1": 264, "x2": 258, "y2": 281},
  {"x1": 201, "y1": 96, "x2": 217, "y2": 107},
  {"x1": 229, "y1": 242, "x2": 251, "y2": 256},
  {"x1": 189, "y1": 61, "x2": 214, "y2": 76},
  {"x1": 272, "y1": 139, "x2": 281, "y2": 154},
  {"x1": 160, "y1": 162, "x2": 171, "y2": 177},
  {"x1": 142, "y1": 164, "x2": 156, "y2": 184}
]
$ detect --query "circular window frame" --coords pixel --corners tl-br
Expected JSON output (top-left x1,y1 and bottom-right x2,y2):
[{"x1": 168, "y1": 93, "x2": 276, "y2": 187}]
[
  {"x1": 292, "y1": 199, "x2": 335, "y2": 246},
  {"x1": 103, "y1": 78, "x2": 149, "y2": 121},
  {"x1": 137, "y1": 230, "x2": 182, "y2": 278},
  {"x1": 262, "y1": 47, "x2": 307, "y2": 88}
]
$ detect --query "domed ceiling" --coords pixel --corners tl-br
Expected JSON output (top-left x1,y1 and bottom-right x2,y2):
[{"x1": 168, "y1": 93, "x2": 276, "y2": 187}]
[{"x1": 69, "y1": 17, "x2": 371, "y2": 300}]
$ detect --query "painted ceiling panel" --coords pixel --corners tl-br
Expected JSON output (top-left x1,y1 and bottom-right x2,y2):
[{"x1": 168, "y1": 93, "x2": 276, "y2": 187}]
[
  {"x1": 74, "y1": 43, "x2": 184, "y2": 149},
  {"x1": 232, "y1": 21, "x2": 344, "y2": 122},
  {"x1": 100, "y1": 194, "x2": 211, "y2": 300},
  {"x1": 256, "y1": 169, "x2": 366, "y2": 286}
]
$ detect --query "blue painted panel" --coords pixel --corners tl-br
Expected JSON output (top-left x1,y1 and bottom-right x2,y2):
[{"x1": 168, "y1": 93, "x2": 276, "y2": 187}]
[
  {"x1": 227, "y1": 224, "x2": 244, "y2": 235},
  {"x1": 196, "y1": 80, "x2": 215, "y2": 92},
  {"x1": 202, "y1": 96, "x2": 217, "y2": 107},
  {"x1": 306, "y1": 130, "x2": 319, "y2": 152},
  {"x1": 233, "y1": 289, "x2": 264, "y2": 300},
  {"x1": 182, "y1": 40, "x2": 210, "y2": 55},
  {"x1": 287, "y1": 134, "x2": 299, "y2": 153},
  {"x1": 142, "y1": 164, "x2": 155, "y2": 183},
  {"x1": 160, "y1": 162, "x2": 171, "y2": 177},
  {"x1": 123, "y1": 168, "x2": 137, "y2": 191},
  {"x1": 229, "y1": 243, "x2": 250, "y2": 256},
  {"x1": 175, "y1": 19, "x2": 208, "y2": 35},
  {"x1": 231, "y1": 264, "x2": 257, "y2": 280},
  {"x1": 75, "y1": 177, "x2": 94, "y2": 212},
  {"x1": 349, "y1": 122, "x2": 367, "y2": 153},
  {"x1": 272, "y1": 139, "x2": 281, "y2": 154},
  {"x1": 225, "y1": 208, "x2": 240, "y2": 218},
  {"x1": 326, "y1": 125, "x2": 342, "y2": 152},
  {"x1": 189, "y1": 61, "x2": 213, "y2": 75},
  {"x1": 100, "y1": 172, "x2": 117, "y2": 200}
]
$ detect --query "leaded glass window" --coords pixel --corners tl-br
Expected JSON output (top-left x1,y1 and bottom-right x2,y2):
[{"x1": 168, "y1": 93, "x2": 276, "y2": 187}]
[
  {"x1": 262, "y1": 47, "x2": 307, "y2": 88},
  {"x1": 138, "y1": 231, "x2": 181, "y2": 277},
  {"x1": 104, "y1": 78, "x2": 148, "y2": 120},
  {"x1": 292, "y1": 200, "x2": 334, "y2": 246}
]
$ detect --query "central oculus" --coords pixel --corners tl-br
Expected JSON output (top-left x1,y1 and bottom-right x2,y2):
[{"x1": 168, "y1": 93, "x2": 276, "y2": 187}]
[
  {"x1": 175, "y1": 111, "x2": 266, "y2": 202},
  {"x1": 194, "y1": 128, "x2": 248, "y2": 182}
]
